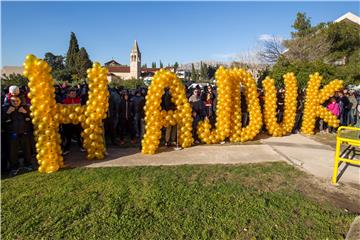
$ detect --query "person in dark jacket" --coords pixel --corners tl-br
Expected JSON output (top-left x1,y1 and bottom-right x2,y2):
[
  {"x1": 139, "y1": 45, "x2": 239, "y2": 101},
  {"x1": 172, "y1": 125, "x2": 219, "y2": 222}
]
[
  {"x1": 241, "y1": 88, "x2": 248, "y2": 127},
  {"x1": 293, "y1": 90, "x2": 304, "y2": 133},
  {"x1": 162, "y1": 88, "x2": 177, "y2": 146},
  {"x1": 338, "y1": 91, "x2": 351, "y2": 126},
  {"x1": 202, "y1": 85, "x2": 216, "y2": 127},
  {"x1": 189, "y1": 88, "x2": 204, "y2": 143},
  {"x1": 131, "y1": 89, "x2": 145, "y2": 143},
  {"x1": 119, "y1": 92, "x2": 135, "y2": 144},
  {"x1": 79, "y1": 82, "x2": 89, "y2": 105},
  {"x1": 2, "y1": 96, "x2": 33, "y2": 176},
  {"x1": 105, "y1": 88, "x2": 120, "y2": 146},
  {"x1": 277, "y1": 90, "x2": 285, "y2": 123}
]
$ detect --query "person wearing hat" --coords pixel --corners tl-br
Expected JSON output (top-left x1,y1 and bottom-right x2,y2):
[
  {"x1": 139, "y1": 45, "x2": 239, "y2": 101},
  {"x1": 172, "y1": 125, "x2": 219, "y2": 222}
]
[
  {"x1": 3, "y1": 85, "x2": 26, "y2": 107},
  {"x1": 2, "y1": 96, "x2": 33, "y2": 176}
]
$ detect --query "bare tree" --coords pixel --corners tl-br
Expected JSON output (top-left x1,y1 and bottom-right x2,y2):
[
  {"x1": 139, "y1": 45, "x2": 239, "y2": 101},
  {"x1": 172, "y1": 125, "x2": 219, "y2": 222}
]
[
  {"x1": 283, "y1": 31, "x2": 331, "y2": 62},
  {"x1": 258, "y1": 36, "x2": 285, "y2": 64}
]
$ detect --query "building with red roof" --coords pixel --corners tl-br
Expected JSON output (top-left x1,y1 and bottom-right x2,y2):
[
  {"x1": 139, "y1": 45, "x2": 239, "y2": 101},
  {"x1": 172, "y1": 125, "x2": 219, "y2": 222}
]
[{"x1": 105, "y1": 40, "x2": 174, "y2": 82}]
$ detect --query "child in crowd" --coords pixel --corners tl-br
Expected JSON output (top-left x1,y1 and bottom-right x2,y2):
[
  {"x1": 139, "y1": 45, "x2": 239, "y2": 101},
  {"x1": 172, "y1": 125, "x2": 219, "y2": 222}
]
[
  {"x1": 3, "y1": 85, "x2": 26, "y2": 106},
  {"x1": 327, "y1": 97, "x2": 340, "y2": 133}
]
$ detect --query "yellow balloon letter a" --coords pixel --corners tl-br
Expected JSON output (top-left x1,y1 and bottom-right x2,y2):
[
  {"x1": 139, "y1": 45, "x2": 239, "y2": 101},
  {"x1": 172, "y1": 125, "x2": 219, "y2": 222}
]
[{"x1": 142, "y1": 69, "x2": 194, "y2": 154}]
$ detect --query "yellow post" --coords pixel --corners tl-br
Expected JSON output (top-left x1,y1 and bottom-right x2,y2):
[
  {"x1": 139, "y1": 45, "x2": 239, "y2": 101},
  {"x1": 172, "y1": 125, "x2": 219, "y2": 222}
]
[{"x1": 332, "y1": 137, "x2": 341, "y2": 184}]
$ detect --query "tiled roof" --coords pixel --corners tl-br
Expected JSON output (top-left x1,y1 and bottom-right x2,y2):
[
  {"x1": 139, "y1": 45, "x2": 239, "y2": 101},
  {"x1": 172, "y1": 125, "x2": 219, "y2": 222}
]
[
  {"x1": 108, "y1": 66, "x2": 174, "y2": 73},
  {"x1": 107, "y1": 66, "x2": 130, "y2": 73}
]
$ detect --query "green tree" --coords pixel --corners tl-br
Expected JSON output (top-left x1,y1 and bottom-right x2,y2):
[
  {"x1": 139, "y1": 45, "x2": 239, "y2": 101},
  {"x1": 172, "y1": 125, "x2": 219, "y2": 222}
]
[
  {"x1": 174, "y1": 62, "x2": 179, "y2": 71},
  {"x1": 108, "y1": 76, "x2": 146, "y2": 89},
  {"x1": 257, "y1": 67, "x2": 271, "y2": 88},
  {"x1": 1, "y1": 73, "x2": 29, "y2": 88},
  {"x1": 53, "y1": 69, "x2": 72, "y2": 83},
  {"x1": 66, "y1": 32, "x2": 80, "y2": 73},
  {"x1": 270, "y1": 57, "x2": 337, "y2": 89},
  {"x1": 44, "y1": 52, "x2": 71, "y2": 83},
  {"x1": 44, "y1": 52, "x2": 65, "y2": 70},
  {"x1": 191, "y1": 63, "x2": 198, "y2": 82},
  {"x1": 271, "y1": 13, "x2": 360, "y2": 87},
  {"x1": 207, "y1": 65, "x2": 217, "y2": 80},
  {"x1": 200, "y1": 62, "x2": 208, "y2": 81},
  {"x1": 76, "y1": 47, "x2": 92, "y2": 80},
  {"x1": 159, "y1": 60, "x2": 163, "y2": 68},
  {"x1": 142, "y1": 64, "x2": 148, "y2": 68},
  {"x1": 152, "y1": 62, "x2": 156, "y2": 68},
  {"x1": 291, "y1": 12, "x2": 311, "y2": 38},
  {"x1": 326, "y1": 21, "x2": 360, "y2": 61},
  {"x1": 333, "y1": 49, "x2": 360, "y2": 85}
]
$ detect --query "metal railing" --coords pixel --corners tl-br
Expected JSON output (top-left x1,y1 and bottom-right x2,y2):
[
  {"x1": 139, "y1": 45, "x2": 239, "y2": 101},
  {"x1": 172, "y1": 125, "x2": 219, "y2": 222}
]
[{"x1": 332, "y1": 126, "x2": 360, "y2": 184}]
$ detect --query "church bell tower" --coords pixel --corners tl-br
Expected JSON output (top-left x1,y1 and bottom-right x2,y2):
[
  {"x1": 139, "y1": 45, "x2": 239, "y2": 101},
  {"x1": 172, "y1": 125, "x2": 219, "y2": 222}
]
[{"x1": 130, "y1": 40, "x2": 141, "y2": 79}]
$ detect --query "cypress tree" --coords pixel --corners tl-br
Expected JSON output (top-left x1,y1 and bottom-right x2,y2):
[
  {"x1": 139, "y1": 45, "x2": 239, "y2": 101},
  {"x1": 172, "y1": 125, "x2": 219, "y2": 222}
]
[
  {"x1": 203, "y1": 63, "x2": 208, "y2": 80},
  {"x1": 191, "y1": 63, "x2": 197, "y2": 82},
  {"x1": 174, "y1": 62, "x2": 179, "y2": 71},
  {"x1": 76, "y1": 47, "x2": 92, "y2": 80},
  {"x1": 200, "y1": 61, "x2": 208, "y2": 81},
  {"x1": 66, "y1": 32, "x2": 80, "y2": 73}
]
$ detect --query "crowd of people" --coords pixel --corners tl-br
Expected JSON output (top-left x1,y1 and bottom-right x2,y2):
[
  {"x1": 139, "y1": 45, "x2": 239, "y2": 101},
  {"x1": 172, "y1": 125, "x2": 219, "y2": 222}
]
[{"x1": 2, "y1": 81, "x2": 360, "y2": 176}]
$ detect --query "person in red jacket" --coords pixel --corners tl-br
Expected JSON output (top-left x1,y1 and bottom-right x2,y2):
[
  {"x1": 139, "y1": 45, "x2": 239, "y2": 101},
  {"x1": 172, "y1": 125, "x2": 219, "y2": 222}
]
[
  {"x1": 62, "y1": 88, "x2": 84, "y2": 155},
  {"x1": 63, "y1": 88, "x2": 81, "y2": 104}
]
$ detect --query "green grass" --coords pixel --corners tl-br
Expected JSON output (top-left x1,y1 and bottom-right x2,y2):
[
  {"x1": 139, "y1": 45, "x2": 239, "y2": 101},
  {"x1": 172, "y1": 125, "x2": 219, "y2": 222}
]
[{"x1": 1, "y1": 162, "x2": 354, "y2": 239}]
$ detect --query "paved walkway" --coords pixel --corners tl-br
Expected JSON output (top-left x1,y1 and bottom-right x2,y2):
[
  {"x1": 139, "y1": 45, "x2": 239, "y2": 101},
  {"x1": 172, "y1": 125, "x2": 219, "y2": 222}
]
[
  {"x1": 68, "y1": 144, "x2": 284, "y2": 168},
  {"x1": 66, "y1": 134, "x2": 360, "y2": 185},
  {"x1": 261, "y1": 134, "x2": 360, "y2": 185}
]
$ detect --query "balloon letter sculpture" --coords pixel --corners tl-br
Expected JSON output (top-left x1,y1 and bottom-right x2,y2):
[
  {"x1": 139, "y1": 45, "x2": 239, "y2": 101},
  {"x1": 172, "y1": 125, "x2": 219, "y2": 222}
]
[
  {"x1": 262, "y1": 73, "x2": 298, "y2": 136},
  {"x1": 24, "y1": 54, "x2": 109, "y2": 173},
  {"x1": 301, "y1": 73, "x2": 343, "y2": 135},
  {"x1": 197, "y1": 67, "x2": 263, "y2": 143},
  {"x1": 141, "y1": 69, "x2": 194, "y2": 154}
]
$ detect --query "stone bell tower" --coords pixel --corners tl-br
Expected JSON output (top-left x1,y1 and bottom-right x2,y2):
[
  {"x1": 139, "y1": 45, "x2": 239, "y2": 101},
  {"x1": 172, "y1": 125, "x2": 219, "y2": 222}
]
[{"x1": 130, "y1": 40, "x2": 141, "y2": 79}]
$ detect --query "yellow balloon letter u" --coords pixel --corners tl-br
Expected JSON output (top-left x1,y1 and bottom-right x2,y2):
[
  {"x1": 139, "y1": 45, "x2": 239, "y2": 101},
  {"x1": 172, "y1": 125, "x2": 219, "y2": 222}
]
[
  {"x1": 262, "y1": 73, "x2": 298, "y2": 136},
  {"x1": 197, "y1": 67, "x2": 263, "y2": 143}
]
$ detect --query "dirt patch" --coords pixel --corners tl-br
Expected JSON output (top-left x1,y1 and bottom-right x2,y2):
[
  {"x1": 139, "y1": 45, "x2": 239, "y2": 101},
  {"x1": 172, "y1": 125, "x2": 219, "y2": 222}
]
[{"x1": 294, "y1": 173, "x2": 360, "y2": 214}]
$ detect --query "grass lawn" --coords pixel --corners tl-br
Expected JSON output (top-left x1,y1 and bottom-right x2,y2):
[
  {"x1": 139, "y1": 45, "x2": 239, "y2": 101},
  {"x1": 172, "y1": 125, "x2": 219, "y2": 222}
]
[{"x1": 1, "y1": 162, "x2": 355, "y2": 239}]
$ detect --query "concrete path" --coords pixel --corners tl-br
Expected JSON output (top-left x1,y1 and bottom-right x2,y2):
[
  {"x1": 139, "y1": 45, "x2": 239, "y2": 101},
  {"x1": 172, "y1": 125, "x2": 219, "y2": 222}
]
[
  {"x1": 65, "y1": 134, "x2": 359, "y2": 185},
  {"x1": 68, "y1": 144, "x2": 285, "y2": 168},
  {"x1": 261, "y1": 134, "x2": 360, "y2": 185}
]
